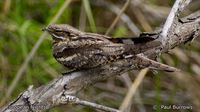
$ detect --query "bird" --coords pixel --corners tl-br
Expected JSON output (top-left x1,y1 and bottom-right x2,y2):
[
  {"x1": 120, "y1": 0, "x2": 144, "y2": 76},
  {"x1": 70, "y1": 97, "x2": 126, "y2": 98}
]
[{"x1": 43, "y1": 24, "x2": 178, "y2": 72}]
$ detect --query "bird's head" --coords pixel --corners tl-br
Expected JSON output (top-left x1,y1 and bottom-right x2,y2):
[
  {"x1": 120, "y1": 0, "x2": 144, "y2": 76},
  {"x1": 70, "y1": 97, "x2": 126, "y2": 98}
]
[{"x1": 43, "y1": 24, "x2": 83, "y2": 42}]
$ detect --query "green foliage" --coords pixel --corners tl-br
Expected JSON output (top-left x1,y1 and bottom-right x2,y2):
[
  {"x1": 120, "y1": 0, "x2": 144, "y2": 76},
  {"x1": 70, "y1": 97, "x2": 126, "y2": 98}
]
[
  {"x1": 83, "y1": 0, "x2": 97, "y2": 32},
  {"x1": 0, "y1": 0, "x2": 66, "y2": 100},
  {"x1": 113, "y1": 26, "x2": 128, "y2": 37}
]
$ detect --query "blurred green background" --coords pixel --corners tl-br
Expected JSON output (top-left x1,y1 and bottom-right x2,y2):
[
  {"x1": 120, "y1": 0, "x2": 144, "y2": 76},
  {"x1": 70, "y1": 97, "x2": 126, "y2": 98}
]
[{"x1": 0, "y1": 0, "x2": 200, "y2": 112}]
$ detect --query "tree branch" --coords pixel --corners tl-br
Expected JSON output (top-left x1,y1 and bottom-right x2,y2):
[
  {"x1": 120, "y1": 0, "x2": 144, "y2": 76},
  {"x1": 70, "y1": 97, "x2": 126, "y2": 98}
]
[
  {"x1": 161, "y1": 0, "x2": 191, "y2": 43},
  {"x1": 160, "y1": 0, "x2": 192, "y2": 50},
  {"x1": 1, "y1": 4, "x2": 200, "y2": 112}
]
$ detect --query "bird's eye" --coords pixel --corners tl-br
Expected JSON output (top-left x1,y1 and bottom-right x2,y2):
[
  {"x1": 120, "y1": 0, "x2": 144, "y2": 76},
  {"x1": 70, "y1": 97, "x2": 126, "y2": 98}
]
[
  {"x1": 55, "y1": 31, "x2": 64, "y2": 36},
  {"x1": 51, "y1": 31, "x2": 65, "y2": 40}
]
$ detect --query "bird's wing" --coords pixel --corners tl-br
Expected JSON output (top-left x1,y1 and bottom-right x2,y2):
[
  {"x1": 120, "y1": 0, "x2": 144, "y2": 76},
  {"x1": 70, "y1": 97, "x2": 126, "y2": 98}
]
[
  {"x1": 98, "y1": 40, "x2": 161, "y2": 56},
  {"x1": 109, "y1": 32, "x2": 159, "y2": 44}
]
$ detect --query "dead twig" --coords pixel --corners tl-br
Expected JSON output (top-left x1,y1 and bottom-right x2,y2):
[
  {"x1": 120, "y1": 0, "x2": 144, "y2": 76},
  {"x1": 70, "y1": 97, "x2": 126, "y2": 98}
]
[
  {"x1": 105, "y1": 0, "x2": 131, "y2": 35},
  {"x1": 119, "y1": 68, "x2": 149, "y2": 112},
  {"x1": 160, "y1": 0, "x2": 191, "y2": 47}
]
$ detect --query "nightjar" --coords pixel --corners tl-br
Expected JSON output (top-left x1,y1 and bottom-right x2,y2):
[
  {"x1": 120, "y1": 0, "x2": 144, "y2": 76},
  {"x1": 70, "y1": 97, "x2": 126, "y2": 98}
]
[{"x1": 43, "y1": 24, "x2": 178, "y2": 72}]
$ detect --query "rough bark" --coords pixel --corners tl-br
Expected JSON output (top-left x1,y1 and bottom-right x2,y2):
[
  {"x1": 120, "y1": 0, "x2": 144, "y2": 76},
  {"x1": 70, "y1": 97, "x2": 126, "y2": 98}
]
[{"x1": 1, "y1": 7, "x2": 200, "y2": 112}]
